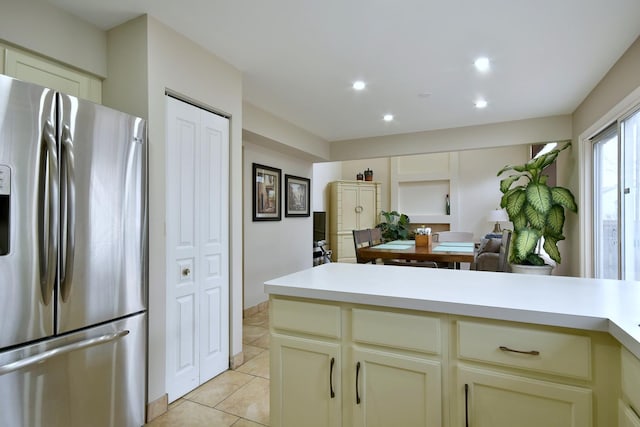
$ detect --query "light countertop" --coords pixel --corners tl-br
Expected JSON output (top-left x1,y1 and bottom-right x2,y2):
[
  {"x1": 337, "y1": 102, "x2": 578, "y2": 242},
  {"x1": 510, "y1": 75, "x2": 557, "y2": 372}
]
[{"x1": 265, "y1": 263, "x2": 640, "y2": 358}]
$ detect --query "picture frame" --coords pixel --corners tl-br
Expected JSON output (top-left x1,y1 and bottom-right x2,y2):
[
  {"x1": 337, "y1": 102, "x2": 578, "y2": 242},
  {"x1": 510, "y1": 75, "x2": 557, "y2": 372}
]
[
  {"x1": 285, "y1": 174, "x2": 311, "y2": 217},
  {"x1": 252, "y1": 163, "x2": 281, "y2": 221}
]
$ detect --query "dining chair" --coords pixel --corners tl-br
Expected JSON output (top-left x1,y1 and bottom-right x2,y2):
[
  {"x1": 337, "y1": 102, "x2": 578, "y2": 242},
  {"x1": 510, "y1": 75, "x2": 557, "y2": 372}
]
[
  {"x1": 497, "y1": 230, "x2": 512, "y2": 272},
  {"x1": 352, "y1": 229, "x2": 374, "y2": 264},
  {"x1": 370, "y1": 227, "x2": 384, "y2": 245}
]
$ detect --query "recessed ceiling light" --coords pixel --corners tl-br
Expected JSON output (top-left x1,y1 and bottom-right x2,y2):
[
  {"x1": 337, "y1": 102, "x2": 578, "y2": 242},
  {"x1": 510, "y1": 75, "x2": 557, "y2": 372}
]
[
  {"x1": 353, "y1": 81, "x2": 366, "y2": 90},
  {"x1": 383, "y1": 114, "x2": 394, "y2": 122},
  {"x1": 474, "y1": 57, "x2": 490, "y2": 72},
  {"x1": 475, "y1": 99, "x2": 488, "y2": 109}
]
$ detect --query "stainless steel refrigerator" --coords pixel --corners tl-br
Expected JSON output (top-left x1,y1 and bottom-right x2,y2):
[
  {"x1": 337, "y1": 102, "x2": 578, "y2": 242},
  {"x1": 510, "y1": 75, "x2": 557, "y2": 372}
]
[{"x1": 0, "y1": 74, "x2": 147, "y2": 427}]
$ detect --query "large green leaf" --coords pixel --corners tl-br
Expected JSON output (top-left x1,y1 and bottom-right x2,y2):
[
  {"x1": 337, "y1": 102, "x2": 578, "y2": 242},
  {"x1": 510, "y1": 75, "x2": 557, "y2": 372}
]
[
  {"x1": 524, "y1": 204, "x2": 546, "y2": 229},
  {"x1": 551, "y1": 187, "x2": 578, "y2": 212},
  {"x1": 500, "y1": 175, "x2": 522, "y2": 193},
  {"x1": 505, "y1": 189, "x2": 527, "y2": 218},
  {"x1": 525, "y1": 253, "x2": 546, "y2": 266},
  {"x1": 543, "y1": 236, "x2": 562, "y2": 264},
  {"x1": 512, "y1": 228, "x2": 540, "y2": 262},
  {"x1": 511, "y1": 211, "x2": 527, "y2": 230},
  {"x1": 530, "y1": 142, "x2": 570, "y2": 172},
  {"x1": 526, "y1": 183, "x2": 552, "y2": 214},
  {"x1": 497, "y1": 164, "x2": 528, "y2": 176},
  {"x1": 546, "y1": 205, "x2": 565, "y2": 235}
]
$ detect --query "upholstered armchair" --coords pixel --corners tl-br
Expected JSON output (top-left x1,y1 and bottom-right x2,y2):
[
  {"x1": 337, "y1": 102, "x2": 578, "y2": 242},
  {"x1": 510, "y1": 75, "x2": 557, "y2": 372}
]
[{"x1": 474, "y1": 231, "x2": 511, "y2": 272}]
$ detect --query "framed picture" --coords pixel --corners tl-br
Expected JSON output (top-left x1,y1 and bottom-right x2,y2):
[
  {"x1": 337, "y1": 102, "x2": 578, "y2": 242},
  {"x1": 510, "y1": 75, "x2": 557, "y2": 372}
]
[
  {"x1": 285, "y1": 174, "x2": 311, "y2": 217},
  {"x1": 252, "y1": 163, "x2": 281, "y2": 221}
]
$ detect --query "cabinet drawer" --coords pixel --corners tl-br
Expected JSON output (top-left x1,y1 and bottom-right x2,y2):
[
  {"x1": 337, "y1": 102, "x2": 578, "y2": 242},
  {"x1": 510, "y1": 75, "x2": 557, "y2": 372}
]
[
  {"x1": 622, "y1": 348, "x2": 640, "y2": 413},
  {"x1": 457, "y1": 321, "x2": 591, "y2": 379},
  {"x1": 352, "y1": 308, "x2": 440, "y2": 354},
  {"x1": 271, "y1": 298, "x2": 341, "y2": 338}
]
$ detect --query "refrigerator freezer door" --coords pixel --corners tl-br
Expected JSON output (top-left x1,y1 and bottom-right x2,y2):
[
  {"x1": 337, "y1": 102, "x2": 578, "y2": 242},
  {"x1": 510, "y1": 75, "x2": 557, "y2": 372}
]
[
  {"x1": 0, "y1": 312, "x2": 146, "y2": 427},
  {"x1": 0, "y1": 75, "x2": 57, "y2": 349},
  {"x1": 57, "y1": 94, "x2": 147, "y2": 333}
]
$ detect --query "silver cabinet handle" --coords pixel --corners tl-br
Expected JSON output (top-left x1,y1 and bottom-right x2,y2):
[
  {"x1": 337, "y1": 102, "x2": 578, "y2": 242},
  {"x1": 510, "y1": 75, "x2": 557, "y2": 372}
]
[
  {"x1": 182, "y1": 268, "x2": 191, "y2": 277},
  {"x1": 355, "y1": 206, "x2": 363, "y2": 213},
  {"x1": 499, "y1": 345, "x2": 540, "y2": 356},
  {"x1": 60, "y1": 124, "x2": 76, "y2": 302},
  {"x1": 37, "y1": 120, "x2": 59, "y2": 306},
  {"x1": 0, "y1": 330, "x2": 130, "y2": 376}
]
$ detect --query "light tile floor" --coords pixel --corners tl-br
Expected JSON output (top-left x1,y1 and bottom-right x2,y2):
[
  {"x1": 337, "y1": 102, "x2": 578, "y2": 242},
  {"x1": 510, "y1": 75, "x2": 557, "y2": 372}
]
[{"x1": 146, "y1": 308, "x2": 271, "y2": 426}]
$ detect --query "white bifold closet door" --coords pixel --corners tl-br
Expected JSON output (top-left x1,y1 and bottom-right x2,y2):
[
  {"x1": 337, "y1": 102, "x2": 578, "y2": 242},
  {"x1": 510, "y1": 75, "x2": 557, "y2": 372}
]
[{"x1": 165, "y1": 95, "x2": 230, "y2": 402}]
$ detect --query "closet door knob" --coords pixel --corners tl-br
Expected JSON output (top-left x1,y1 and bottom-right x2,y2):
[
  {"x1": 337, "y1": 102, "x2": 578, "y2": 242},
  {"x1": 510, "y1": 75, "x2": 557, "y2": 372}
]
[{"x1": 182, "y1": 268, "x2": 191, "y2": 277}]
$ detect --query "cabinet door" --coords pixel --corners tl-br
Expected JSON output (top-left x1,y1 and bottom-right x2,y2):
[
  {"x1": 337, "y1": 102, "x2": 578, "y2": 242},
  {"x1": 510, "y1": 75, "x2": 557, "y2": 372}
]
[
  {"x1": 341, "y1": 185, "x2": 360, "y2": 231},
  {"x1": 271, "y1": 334, "x2": 341, "y2": 427},
  {"x1": 338, "y1": 233, "x2": 356, "y2": 261},
  {"x1": 4, "y1": 49, "x2": 102, "y2": 103},
  {"x1": 351, "y1": 347, "x2": 442, "y2": 427},
  {"x1": 357, "y1": 185, "x2": 378, "y2": 229},
  {"x1": 457, "y1": 366, "x2": 592, "y2": 427}
]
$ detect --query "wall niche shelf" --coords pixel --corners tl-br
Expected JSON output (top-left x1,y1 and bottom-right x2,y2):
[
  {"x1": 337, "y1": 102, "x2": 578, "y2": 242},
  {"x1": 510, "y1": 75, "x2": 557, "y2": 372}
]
[{"x1": 390, "y1": 152, "x2": 459, "y2": 230}]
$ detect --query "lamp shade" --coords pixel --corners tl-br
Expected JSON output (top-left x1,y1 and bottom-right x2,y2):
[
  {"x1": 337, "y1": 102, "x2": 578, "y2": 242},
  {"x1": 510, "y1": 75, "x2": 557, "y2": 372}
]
[{"x1": 487, "y1": 209, "x2": 508, "y2": 223}]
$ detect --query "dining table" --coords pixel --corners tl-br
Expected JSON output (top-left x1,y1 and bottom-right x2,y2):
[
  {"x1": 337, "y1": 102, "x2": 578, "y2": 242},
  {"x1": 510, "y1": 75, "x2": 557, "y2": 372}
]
[{"x1": 357, "y1": 239, "x2": 476, "y2": 268}]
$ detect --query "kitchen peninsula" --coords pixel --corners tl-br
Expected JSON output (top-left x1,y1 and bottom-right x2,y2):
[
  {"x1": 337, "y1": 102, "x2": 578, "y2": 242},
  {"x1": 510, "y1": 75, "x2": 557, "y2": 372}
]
[{"x1": 265, "y1": 263, "x2": 640, "y2": 427}]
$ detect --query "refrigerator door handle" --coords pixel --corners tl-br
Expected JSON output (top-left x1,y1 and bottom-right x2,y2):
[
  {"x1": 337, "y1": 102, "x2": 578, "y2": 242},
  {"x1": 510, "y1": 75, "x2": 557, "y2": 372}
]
[
  {"x1": 0, "y1": 330, "x2": 130, "y2": 376},
  {"x1": 37, "y1": 120, "x2": 59, "y2": 306},
  {"x1": 60, "y1": 124, "x2": 76, "y2": 302}
]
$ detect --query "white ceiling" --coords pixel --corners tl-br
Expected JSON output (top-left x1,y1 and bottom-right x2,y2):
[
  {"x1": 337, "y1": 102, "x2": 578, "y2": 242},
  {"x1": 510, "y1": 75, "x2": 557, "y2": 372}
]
[{"x1": 46, "y1": 0, "x2": 640, "y2": 142}]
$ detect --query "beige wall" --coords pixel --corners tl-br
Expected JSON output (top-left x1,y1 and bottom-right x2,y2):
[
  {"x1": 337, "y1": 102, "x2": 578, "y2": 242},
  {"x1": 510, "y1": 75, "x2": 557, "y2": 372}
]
[
  {"x1": 0, "y1": 0, "x2": 107, "y2": 77},
  {"x1": 243, "y1": 141, "x2": 313, "y2": 309},
  {"x1": 107, "y1": 15, "x2": 244, "y2": 404},
  {"x1": 330, "y1": 115, "x2": 572, "y2": 160},
  {"x1": 243, "y1": 102, "x2": 330, "y2": 161},
  {"x1": 573, "y1": 37, "x2": 640, "y2": 138}
]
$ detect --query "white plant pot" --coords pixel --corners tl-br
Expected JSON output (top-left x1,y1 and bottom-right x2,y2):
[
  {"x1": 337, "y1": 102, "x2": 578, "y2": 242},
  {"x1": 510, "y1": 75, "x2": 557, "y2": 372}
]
[{"x1": 510, "y1": 263, "x2": 553, "y2": 275}]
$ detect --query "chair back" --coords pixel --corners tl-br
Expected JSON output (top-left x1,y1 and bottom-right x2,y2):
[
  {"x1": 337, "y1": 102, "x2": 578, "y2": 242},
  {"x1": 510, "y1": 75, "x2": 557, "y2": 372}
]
[
  {"x1": 370, "y1": 227, "x2": 384, "y2": 245},
  {"x1": 497, "y1": 230, "x2": 512, "y2": 272},
  {"x1": 434, "y1": 231, "x2": 474, "y2": 242},
  {"x1": 352, "y1": 229, "x2": 373, "y2": 263}
]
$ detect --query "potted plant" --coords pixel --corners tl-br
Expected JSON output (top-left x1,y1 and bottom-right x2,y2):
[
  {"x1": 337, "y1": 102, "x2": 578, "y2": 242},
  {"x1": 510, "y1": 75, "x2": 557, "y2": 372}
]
[
  {"x1": 376, "y1": 210, "x2": 411, "y2": 241},
  {"x1": 497, "y1": 141, "x2": 577, "y2": 274}
]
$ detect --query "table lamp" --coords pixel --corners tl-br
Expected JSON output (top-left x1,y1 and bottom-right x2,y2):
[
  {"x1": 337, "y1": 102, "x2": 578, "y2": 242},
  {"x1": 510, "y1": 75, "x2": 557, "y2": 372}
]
[{"x1": 487, "y1": 208, "x2": 508, "y2": 233}]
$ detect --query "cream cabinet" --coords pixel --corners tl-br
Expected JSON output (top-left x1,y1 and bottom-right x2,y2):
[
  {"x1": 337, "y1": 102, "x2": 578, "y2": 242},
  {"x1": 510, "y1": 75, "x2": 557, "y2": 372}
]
[
  {"x1": 271, "y1": 334, "x2": 341, "y2": 427},
  {"x1": 270, "y1": 298, "x2": 342, "y2": 427},
  {"x1": 3, "y1": 47, "x2": 102, "y2": 103},
  {"x1": 270, "y1": 298, "x2": 443, "y2": 427},
  {"x1": 453, "y1": 319, "x2": 621, "y2": 427},
  {"x1": 270, "y1": 296, "x2": 620, "y2": 427},
  {"x1": 457, "y1": 366, "x2": 591, "y2": 427},
  {"x1": 620, "y1": 348, "x2": 640, "y2": 427},
  {"x1": 348, "y1": 308, "x2": 442, "y2": 427},
  {"x1": 329, "y1": 181, "x2": 381, "y2": 263}
]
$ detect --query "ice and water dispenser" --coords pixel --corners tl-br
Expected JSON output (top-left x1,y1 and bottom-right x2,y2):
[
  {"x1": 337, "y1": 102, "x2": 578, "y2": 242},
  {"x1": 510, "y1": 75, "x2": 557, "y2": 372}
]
[{"x1": 0, "y1": 165, "x2": 9, "y2": 255}]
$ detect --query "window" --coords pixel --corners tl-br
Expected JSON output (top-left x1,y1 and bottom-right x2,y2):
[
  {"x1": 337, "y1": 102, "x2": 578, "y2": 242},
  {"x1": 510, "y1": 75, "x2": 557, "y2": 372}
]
[
  {"x1": 592, "y1": 108, "x2": 640, "y2": 280},
  {"x1": 621, "y1": 109, "x2": 640, "y2": 280},
  {"x1": 592, "y1": 125, "x2": 618, "y2": 279}
]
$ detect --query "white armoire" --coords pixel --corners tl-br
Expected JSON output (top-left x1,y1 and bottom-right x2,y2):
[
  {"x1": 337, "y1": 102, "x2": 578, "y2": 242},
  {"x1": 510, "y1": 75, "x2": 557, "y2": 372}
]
[{"x1": 329, "y1": 180, "x2": 381, "y2": 263}]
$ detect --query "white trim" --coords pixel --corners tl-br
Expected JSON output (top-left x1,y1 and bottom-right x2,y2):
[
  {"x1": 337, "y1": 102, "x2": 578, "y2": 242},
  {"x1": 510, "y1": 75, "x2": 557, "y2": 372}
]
[{"x1": 578, "y1": 84, "x2": 640, "y2": 277}]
